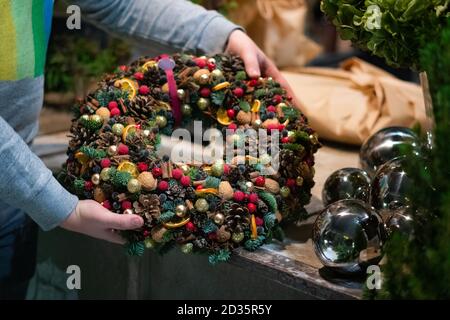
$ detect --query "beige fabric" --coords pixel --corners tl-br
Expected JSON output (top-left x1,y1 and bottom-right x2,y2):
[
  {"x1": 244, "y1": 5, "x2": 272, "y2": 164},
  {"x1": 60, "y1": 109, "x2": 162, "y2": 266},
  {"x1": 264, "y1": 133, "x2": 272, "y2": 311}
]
[
  {"x1": 228, "y1": 0, "x2": 322, "y2": 68},
  {"x1": 282, "y1": 58, "x2": 427, "y2": 145}
]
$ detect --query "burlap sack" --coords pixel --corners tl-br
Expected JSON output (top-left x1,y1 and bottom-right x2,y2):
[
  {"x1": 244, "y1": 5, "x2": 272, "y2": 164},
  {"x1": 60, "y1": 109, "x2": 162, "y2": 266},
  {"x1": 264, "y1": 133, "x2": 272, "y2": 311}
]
[
  {"x1": 228, "y1": 0, "x2": 322, "y2": 68},
  {"x1": 282, "y1": 58, "x2": 427, "y2": 145}
]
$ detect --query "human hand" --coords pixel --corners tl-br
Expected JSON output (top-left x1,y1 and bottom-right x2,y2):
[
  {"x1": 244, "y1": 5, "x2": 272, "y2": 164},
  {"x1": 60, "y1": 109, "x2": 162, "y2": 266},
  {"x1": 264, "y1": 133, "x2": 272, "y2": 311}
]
[
  {"x1": 60, "y1": 200, "x2": 144, "y2": 244},
  {"x1": 225, "y1": 30, "x2": 298, "y2": 105}
]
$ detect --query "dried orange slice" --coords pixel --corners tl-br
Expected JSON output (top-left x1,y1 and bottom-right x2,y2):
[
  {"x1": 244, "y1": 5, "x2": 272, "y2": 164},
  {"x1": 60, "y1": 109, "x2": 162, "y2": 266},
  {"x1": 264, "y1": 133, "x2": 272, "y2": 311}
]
[
  {"x1": 163, "y1": 217, "x2": 190, "y2": 229},
  {"x1": 212, "y1": 81, "x2": 230, "y2": 91},
  {"x1": 216, "y1": 108, "x2": 232, "y2": 125},
  {"x1": 117, "y1": 161, "x2": 139, "y2": 178},
  {"x1": 75, "y1": 152, "x2": 89, "y2": 164},
  {"x1": 115, "y1": 78, "x2": 138, "y2": 100},
  {"x1": 195, "y1": 188, "x2": 219, "y2": 197},
  {"x1": 122, "y1": 124, "x2": 137, "y2": 142},
  {"x1": 251, "y1": 214, "x2": 257, "y2": 239},
  {"x1": 251, "y1": 99, "x2": 261, "y2": 112},
  {"x1": 142, "y1": 60, "x2": 157, "y2": 71}
]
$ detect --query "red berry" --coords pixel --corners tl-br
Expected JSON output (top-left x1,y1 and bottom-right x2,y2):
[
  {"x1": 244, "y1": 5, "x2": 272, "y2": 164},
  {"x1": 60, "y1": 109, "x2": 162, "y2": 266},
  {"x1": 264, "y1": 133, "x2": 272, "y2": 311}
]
[
  {"x1": 108, "y1": 101, "x2": 118, "y2": 110},
  {"x1": 286, "y1": 178, "x2": 296, "y2": 188},
  {"x1": 134, "y1": 72, "x2": 144, "y2": 81},
  {"x1": 102, "y1": 200, "x2": 112, "y2": 210},
  {"x1": 267, "y1": 105, "x2": 276, "y2": 113},
  {"x1": 248, "y1": 79, "x2": 259, "y2": 87},
  {"x1": 110, "y1": 108, "x2": 121, "y2": 117},
  {"x1": 208, "y1": 232, "x2": 217, "y2": 240},
  {"x1": 84, "y1": 181, "x2": 94, "y2": 191},
  {"x1": 233, "y1": 191, "x2": 245, "y2": 202},
  {"x1": 194, "y1": 58, "x2": 207, "y2": 68},
  {"x1": 196, "y1": 185, "x2": 204, "y2": 190},
  {"x1": 223, "y1": 164, "x2": 230, "y2": 175},
  {"x1": 200, "y1": 87, "x2": 211, "y2": 97},
  {"x1": 281, "y1": 137, "x2": 290, "y2": 144},
  {"x1": 152, "y1": 167, "x2": 162, "y2": 177},
  {"x1": 137, "y1": 162, "x2": 148, "y2": 172},
  {"x1": 287, "y1": 95, "x2": 293, "y2": 101},
  {"x1": 207, "y1": 62, "x2": 216, "y2": 71},
  {"x1": 143, "y1": 230, "x2": 150, "y2": 237},
  {"x1": 100, "y1": 158, "x2": 111, "y2": 168},
  {"x1": 233, "y1": 87, "x2": 244, "y2": 98},
  {"x1": 278, "y1": 124, "x2": 285, "y2": 131},
  {"x1": 273, "y1": 94, "x2": 282, "y2": 104},
  {"x1": 186, "y1": 221, "x2": 196, "y2": 232},
  {"x1": 180, "y1": 175, "x2": 191, "y2": 187},
  {"x1": 172, "y1": 168, "x2": 183, "y2": 180},
  {"x1": 119, "y1": 65, "x2": 128, "y2": 72},
  {"x1": 121, "y1": 201, "x2": 132, "y2": 210},
  {"x1": 248, "y1": 193, "x2": 259, "y2": 204},
  {"x1": 227, "y1": 109, "x2": 235, "y2": 119},
  {"x1": 255, "y1": 176, "x2": 265, "y2": 187},
  {"x1": 247, "y1": 203, "x2": 257, "y2": 213},
  {"x1": 255, "y1": 216, "x2": 264, "y2": 226},
  {"x1": 158, "y1": 180, "x2": 169, "y2": 191},
  {"x1": 135, "y1": 124, "x2": 141, "y2": 129},
  {"x1": 228, "y1": 123, "x2": 237, "y2": 132},
  {"x1": 117, "y1": 144, "x2": 129, "y2": 155},
  {"x1": 139, "y1": 85, "x2": 150, "y2": 95}
]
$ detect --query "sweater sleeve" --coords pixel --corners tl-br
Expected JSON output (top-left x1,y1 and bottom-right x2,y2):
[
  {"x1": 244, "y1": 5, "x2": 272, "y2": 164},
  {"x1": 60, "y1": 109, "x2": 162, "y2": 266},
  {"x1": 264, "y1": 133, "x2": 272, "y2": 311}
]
[
  {"x1": 71, "y1": 0, "x2": 241, "y2": 54},
  {"x1": 0, "y1": 116, "x2": 78, "y2": 231}
]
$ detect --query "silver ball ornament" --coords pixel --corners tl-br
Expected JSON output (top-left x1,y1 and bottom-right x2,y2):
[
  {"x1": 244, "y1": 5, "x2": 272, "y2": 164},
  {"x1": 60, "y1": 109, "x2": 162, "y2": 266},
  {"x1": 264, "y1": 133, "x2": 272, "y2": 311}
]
[
  {"x1": 385, "y1": 207, "x2": 414, "y2": 238},
  {"x1": 177, "y1": 89, "x2": 186, "y2": 100},
  {"x1": 91, "y1": 173, "x2": 100, "y2": 185},
  {"x1": 107, "y1": 145, "x2": 118, "y2": 156},
  {"x1": 322, "y1": 168, "x2": 371, "y2": 206},
  {"x1": 198, "y1": 73, "x2": 210, "y2": 85},
  {"x1": 370, "y1": 156, "x2": 413, "y2": 211},
  {"x1": 313, "y1": 199, "x2": 387, "y2": 273},
  {"x1": 360, "y1": 127, "x2": 421, "y2": 176},
  {"x1": 211, "y1": 69, "x2": 223, "y2": 79}
]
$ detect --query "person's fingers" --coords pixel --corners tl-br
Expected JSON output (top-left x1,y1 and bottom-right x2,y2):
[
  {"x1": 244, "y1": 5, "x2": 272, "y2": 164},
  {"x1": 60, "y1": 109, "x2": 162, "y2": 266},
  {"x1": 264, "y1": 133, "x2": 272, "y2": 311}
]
[
  {"x1": 241, "y1": 50, "x2": 261, "y2": 79},
  {"x1": 102, "y1": 210, "x2": 144, "y2": 230}
]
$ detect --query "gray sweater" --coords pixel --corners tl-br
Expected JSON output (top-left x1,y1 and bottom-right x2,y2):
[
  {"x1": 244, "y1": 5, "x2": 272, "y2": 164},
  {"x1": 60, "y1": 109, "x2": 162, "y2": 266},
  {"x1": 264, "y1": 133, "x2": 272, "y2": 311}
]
[{"x1": 0, "y1": 0, "x2": 238, "y2": 231}]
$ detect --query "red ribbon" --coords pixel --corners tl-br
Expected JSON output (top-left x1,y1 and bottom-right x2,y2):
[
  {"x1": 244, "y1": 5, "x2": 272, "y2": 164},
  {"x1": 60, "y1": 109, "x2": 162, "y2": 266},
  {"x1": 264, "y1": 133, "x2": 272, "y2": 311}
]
[{"x1": 158, "y1": 56, "x2": 181, "y2": 126}]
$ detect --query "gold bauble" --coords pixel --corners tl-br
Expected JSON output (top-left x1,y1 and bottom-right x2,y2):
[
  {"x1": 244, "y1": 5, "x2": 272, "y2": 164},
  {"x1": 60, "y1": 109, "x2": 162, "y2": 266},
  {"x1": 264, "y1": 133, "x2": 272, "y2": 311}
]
[
  {"x1": 296, "y1": 176, "x2": 304, "y2": 186},
  {"x1": 181, "y1": 104, "x2": 192, "y2": 116},
  {"x1": 143, "y1": 129, "x2": 151, "y2": 137},
  {"x1": 94, "y1": 187, "x2": 106, "y2": 203},
  {"x1": 112, "y1": 123, "x2": 124, "y2": 136},
  {"x1": 213, "y1": 213, "x2": 225, "y2": 225},
  {"x1": 175, "y1": 204, "x2": 188, "y2": 218},
  {"x1": 194, "y1": 198, "x2": 209, "y2": 213},
  {"x1": 232, "y1": 231, "x2": 245, "y2": 243},
  {"x1": 253, "y1": 119, "x2": 262, "y2": 129},
  {"x1": 155, "y1": 115, "x2": 167, "y2": 128},
  {"x1": 100, "y1": 168, "x2": 111, "y2": 181},
  {"x1": 91, "y1": 173, "x2": 100, "y2": 185},
  {"x1": 211, "y1": 69, "x2": 223, "y2": 79},
  {"x1": 127, "y1": 178, "x2": 142, "y2": 193},
  {"x1": 90, "y1": 114, "x2": 102, "y2": 124},
  {"x1": 197, "y1": 98, "x2": 210, "y2": 110},
  {"x1": 198, "y1": 73, "x2": 210, "y2": 85}
]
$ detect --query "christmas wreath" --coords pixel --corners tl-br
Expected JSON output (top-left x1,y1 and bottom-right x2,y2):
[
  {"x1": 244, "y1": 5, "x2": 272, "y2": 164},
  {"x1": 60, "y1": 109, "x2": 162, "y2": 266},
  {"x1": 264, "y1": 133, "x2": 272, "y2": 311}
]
[{"x1": 61, "y1": 54, "x2": 320, "y2": 263}]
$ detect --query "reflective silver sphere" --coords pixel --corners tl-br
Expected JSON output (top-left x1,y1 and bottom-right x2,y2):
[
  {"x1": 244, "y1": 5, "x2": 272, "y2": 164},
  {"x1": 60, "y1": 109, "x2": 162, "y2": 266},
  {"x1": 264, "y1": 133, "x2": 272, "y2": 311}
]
[
  {"x1": 385, "y1": 206, "x2": 414, "y2": 238},
  {"x1": 313, "y1": 199, "x2": 387, "y2": 274},
  {"x1": 360, "y1": 127, "x2": 420, "y2": 176},
  {"x1": 370, "y1": 156, "x2": 412, "y2": 211},
  {"x1": 322, "y1": 168, "x2": 371, "y2": 206}
]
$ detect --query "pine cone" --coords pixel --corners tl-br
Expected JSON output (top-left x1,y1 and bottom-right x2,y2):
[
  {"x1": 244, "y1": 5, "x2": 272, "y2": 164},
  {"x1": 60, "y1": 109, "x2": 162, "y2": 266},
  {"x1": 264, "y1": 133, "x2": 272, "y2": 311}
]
[
  {"x1": 279, "y1": 149, "x2": 301, "y2": 178},
  {"x1": 225, "y1": 203, "x2": 250, "y2": 230},
  {"x1": 134, "y1": 194, "x2": 161, "y2": 222}
]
